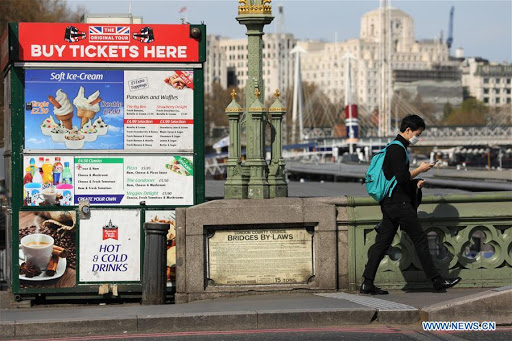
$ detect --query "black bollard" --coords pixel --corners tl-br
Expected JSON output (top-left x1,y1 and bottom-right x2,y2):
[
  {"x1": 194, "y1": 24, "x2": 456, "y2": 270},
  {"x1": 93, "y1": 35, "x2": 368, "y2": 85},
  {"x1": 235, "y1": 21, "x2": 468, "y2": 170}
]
[{"x1": 142, "y1": 222, "x2": 170, "y2": 305}]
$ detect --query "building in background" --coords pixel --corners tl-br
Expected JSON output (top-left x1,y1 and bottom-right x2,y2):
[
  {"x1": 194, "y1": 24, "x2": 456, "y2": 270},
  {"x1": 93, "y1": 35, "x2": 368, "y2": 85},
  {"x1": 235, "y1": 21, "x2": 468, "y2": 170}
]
[
  {"x1": 461, "y1": 58, "x2": 512, "y2": 106},
  {"x1": 298, "y1": 7, "x2": 457, "y2": 117},
  {"x1": 205, "y1": 6, "x2": 460, "y2": 117},
  {"x1": 393, "y1": 65, "x2": 463, "y2": 120},
  {"x1": 205, "y1": 35, "x2": 228, "y2": 91},
  {"x1": 205, "y1": 33, "x2": 297, "y2": 99}
]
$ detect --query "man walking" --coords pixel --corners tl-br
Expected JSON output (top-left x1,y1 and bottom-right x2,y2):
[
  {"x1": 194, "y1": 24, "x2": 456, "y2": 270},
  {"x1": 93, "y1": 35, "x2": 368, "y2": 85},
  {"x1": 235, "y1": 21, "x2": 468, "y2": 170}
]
[{"x1": 360, "y1": 114, "x2": 461, "y2": 295}]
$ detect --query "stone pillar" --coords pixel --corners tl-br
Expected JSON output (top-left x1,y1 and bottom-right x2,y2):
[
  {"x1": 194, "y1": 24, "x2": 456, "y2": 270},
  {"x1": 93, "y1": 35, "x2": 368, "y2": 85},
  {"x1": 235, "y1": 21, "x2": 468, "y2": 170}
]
[
  {"x1": 142, "y1": 222, "x2": 170, "y2": 305},
  {"x1": 247, "y1": 88, "x2": 269, "y2": 199},
  {"x1": 224, "y1": 90, "x2": 248, "y2": 199},
  {"x1": 268, "y1": 89, "x2": 288, "y2": 198}
]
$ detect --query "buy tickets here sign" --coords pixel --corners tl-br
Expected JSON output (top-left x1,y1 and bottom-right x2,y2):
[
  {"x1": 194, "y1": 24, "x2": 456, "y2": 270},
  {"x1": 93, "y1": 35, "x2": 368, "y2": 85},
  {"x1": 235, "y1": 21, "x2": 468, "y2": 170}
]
[{"x1": 18, "y1": 23, "x2": 199, "y2": 62}]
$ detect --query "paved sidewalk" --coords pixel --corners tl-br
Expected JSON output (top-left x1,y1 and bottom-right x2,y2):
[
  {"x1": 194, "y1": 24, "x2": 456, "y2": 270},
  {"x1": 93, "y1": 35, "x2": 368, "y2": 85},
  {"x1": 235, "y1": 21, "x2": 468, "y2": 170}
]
[{"x1": 1, "y1": 287, "x2": 511, "y2": 339}]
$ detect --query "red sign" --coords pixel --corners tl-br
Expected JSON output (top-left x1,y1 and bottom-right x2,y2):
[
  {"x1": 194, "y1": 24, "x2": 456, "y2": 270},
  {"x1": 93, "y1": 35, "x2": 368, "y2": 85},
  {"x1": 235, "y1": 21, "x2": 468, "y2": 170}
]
[
  {"x1": 102, "y1": 219, "x2": 119, "y2": 240},
  {"x1": 124, "y1": 119, "x2": 194, "y2": 124},
  {"x1": 103, "y1": 227, "x2": 119, "y2": 240},
  {"x1": 18, "y1": 23, "x2": 199, "y2": 63}
]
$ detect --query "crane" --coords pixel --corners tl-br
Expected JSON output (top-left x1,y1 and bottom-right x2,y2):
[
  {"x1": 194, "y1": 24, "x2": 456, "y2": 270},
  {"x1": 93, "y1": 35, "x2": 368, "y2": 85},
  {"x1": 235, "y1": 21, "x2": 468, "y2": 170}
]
[{"x1": 446, "y1": 6, "x2": 454, "y2": 50}]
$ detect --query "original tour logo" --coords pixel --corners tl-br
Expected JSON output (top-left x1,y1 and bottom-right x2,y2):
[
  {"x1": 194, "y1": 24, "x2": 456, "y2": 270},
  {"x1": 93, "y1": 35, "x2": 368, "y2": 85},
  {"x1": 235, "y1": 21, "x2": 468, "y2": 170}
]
[
  {"x1": 89, "y1": 26, "x2": 131, "y2": 43},
  {"x1": 102, "y1": 219, "x2": 119, "y2": 240}
]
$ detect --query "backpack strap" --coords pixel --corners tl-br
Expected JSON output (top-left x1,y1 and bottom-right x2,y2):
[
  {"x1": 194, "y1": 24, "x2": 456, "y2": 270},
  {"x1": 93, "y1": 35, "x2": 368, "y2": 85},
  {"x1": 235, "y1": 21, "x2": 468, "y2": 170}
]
[{"x1": 388, "y1": 177, "x2": 398, "y2": 198}]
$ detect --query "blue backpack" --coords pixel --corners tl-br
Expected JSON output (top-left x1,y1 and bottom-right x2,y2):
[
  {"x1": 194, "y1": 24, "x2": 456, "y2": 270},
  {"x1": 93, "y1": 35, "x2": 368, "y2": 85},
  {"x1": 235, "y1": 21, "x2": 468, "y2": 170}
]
[{"x1": 364, "y1": 141, "x2": 408, "y2": 202}]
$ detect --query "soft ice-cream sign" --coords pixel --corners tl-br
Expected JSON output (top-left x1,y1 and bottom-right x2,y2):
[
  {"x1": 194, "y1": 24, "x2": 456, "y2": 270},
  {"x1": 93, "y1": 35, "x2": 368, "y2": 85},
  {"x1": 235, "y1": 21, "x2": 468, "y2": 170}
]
[
  {"x1": 24, "y1": 69, "x2": 123, "y2": 151},
  {"x1": 17, "y1": 23, "x2": 199, "y2": 63},
  {"x1": 25, "y1": 68, "x2": 194, "y2": 152}
]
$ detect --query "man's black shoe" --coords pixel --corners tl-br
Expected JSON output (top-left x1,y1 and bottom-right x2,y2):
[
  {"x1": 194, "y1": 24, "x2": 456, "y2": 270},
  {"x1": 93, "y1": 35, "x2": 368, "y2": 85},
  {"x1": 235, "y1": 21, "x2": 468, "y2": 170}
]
[
  {"x1": 360, "y1": 283, "x2": 389, "y2": 295},
  {"x1": 433, "y1": 277, "x2": 461, "y2": 291}
]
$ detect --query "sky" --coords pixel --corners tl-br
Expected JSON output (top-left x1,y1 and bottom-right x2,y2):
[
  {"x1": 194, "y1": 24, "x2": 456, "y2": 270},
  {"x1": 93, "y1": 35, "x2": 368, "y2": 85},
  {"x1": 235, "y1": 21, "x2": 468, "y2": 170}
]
[{"x1": 67, "y1": 0, "x2": 512, "y2": 63}]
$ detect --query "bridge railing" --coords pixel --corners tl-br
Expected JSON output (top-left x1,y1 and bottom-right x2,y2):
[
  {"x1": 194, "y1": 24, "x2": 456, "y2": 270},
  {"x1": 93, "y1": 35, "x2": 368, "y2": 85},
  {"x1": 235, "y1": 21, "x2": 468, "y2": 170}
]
[
  {"x1": 423, "y1": 126, "x2": 512, "y2": 139},
  {"x1": 297, "y1": 125, "x2": 512, "y2": 147},
  {"x1": 340, "y1": 192, "x2": 512, "y2": 290}
]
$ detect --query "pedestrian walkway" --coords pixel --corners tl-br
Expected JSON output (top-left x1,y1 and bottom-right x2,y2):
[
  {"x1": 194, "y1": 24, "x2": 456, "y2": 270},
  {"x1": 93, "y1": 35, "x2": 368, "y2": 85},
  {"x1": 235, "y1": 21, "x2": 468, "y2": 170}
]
[
  {"x1": 432, "y1": 168, "x2": 512, "y2": 182},
  {"x1": 1, "y1": 286, "x2": 510, "y2": 339}
]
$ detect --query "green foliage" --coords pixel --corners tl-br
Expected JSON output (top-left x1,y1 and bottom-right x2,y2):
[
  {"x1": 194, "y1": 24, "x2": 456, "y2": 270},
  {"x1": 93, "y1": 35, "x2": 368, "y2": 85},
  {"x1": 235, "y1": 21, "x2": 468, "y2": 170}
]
[
  {"x1": 0, "y1": 0, "x2": 84, "y2": 29},
  {"x1": 204, "y1": 82, "x2": 236, "y2": 132},
  {"x1": 442, "y1": 98, "x2": 487, "y2": 126},
  {"x1": 442, "y1": 102, "x2": 453, "y2": 119}
]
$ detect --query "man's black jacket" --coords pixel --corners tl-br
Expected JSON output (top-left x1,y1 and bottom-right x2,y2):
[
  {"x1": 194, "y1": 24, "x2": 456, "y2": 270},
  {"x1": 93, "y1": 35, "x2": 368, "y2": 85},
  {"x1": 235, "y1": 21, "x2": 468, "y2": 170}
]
[{"x1": 381, "y1": 134, "x2": 421, "y2": 205}]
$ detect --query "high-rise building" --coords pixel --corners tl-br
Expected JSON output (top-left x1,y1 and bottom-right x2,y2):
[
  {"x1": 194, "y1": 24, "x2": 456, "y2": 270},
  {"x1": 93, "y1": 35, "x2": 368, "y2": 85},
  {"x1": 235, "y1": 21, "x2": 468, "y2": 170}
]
[
  {"x1": 461, "y1": 58, "x2": 512, "y2": 106},
  {"x1": 299, "y1": 7, "x2": 454, "y2": 114}
]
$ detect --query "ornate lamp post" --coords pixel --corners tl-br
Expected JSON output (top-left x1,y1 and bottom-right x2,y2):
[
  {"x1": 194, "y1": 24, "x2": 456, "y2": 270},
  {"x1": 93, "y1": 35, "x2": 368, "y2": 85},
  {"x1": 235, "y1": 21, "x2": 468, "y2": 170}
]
[
  {"x1": 268, "y1": 90, "x2": 288, "y2": 198},
  {"x1": 224, "y1": 0, "x2": 287, "y2": 199},
  {"x1": 236, "y1": 0, "x2": 273, "y2": 108},
  {"x1": 236, "y1": 0, "x2": 273, "y2": 199},
  {"x1": 246, "y1": 86, "x2": 269, "y2": 199},
  {"x1": 224, "y1": 90, "x2": 247, "y2": 199}
]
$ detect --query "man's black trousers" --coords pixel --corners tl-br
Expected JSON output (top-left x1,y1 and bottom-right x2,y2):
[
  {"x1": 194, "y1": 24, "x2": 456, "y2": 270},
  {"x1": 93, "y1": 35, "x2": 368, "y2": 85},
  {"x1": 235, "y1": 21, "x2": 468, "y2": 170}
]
[{"x1": 362, "y1": 202, "x2": 440, "y2": 281}]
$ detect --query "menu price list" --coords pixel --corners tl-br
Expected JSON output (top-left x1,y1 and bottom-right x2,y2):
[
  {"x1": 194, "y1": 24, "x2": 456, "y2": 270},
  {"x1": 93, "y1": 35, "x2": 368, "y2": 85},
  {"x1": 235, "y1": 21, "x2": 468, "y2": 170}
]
[
  {"x1": 74, "y1": 156, "x2": 194, "y2": 205},
  {"x1": 124, "y1": 119, "x2": 193, "y2": 150}
]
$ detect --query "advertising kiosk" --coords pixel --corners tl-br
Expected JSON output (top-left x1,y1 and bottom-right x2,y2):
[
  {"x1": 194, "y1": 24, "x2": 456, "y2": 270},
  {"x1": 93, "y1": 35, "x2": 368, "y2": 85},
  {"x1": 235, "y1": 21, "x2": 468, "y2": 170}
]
[{"x1": 2, "y1": 22, "x2": 205, "y2": 300}]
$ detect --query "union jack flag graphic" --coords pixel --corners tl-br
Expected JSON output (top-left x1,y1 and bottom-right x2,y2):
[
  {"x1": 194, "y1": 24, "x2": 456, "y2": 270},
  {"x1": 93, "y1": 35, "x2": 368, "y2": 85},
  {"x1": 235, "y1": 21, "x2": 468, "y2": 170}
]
[{"x1": 89, "y1": 26, "x2": 130, "y2": 43}]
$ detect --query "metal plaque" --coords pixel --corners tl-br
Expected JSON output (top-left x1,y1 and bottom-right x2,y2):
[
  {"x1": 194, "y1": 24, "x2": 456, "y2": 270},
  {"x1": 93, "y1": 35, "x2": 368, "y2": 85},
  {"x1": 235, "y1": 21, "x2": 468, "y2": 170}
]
[{"x1": 208, "y1": 228, "x2": 313, "y2": 285}]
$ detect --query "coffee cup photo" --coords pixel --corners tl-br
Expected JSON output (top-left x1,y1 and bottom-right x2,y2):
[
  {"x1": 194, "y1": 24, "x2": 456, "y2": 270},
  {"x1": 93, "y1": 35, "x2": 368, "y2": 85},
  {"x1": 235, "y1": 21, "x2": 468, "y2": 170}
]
[
  {"x1": 20, "y1": 234, "x2": 54, "y2": 270},
  {"x1": 42, "y1": 187, "x2": 57, "y2": 205}
]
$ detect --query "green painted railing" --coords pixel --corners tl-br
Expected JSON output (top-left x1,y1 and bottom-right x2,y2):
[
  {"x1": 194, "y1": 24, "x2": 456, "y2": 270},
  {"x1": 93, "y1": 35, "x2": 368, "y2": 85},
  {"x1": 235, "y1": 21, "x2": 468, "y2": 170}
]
[{"x1": 345, "y1": 192, "x2": 512, "y2": 290}]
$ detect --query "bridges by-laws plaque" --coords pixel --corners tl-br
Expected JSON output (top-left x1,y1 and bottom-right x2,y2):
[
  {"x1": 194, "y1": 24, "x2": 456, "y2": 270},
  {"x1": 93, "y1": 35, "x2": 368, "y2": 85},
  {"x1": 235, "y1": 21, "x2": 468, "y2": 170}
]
[{"x1": 207, "y1": 228, "x2": 313, "y2": 285}]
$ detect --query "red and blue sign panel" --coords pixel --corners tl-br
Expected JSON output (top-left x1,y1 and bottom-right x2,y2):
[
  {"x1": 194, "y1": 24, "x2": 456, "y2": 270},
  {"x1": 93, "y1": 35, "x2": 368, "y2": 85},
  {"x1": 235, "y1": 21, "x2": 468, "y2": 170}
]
[{"x1": 17, "y1": 23, "x2": 199, "y2": 63}]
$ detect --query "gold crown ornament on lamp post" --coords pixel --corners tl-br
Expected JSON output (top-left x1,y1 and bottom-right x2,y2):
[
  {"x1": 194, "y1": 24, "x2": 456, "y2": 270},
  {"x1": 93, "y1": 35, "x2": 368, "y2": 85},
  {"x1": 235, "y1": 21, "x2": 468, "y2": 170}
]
[{"x1": 238, "y1": 0, "x2": 272, "y2": 15}]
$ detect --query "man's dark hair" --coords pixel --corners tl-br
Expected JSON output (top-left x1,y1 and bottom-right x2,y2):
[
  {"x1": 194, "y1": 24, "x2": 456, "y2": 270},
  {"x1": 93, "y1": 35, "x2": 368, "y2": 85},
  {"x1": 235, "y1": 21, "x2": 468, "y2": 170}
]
[{"x1": 400, "y1": 114, "x2": 426, "y2": 132}]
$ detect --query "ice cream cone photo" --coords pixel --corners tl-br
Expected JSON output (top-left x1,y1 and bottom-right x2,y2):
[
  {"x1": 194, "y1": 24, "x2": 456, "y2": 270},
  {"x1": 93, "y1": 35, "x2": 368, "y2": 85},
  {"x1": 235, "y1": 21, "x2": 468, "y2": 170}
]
[
  {"x1": 77, "y1": 109, "x2": 97, "y2": 127},
  {"x1": 73, "y1": 86, "x2": 101, "y2": 128},
  {"x1": 50, "y1": 90, "x2": 74, "y2": 129},
  {"x1": 58, "y1": 112, "x2": 74, "y2": 130}
]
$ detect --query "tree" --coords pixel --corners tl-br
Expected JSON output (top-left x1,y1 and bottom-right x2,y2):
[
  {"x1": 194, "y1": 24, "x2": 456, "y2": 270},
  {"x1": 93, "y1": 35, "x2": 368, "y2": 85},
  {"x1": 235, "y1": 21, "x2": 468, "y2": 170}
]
[
  {"x1": 0, "y1": 0, "x2": 85, "y2": 147},
  {"x1": 204, "y1": 82, "x2": 238, "y2": 146},
  {"x1": 0, "y1": 0, "x2": 84, "y2": 28},
  {"x1": 442, "y1": 102, "x2": 453, "y2": 119},
  {"x1": 441, "y1": 98, "x2": 487, "y2": 126}
]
